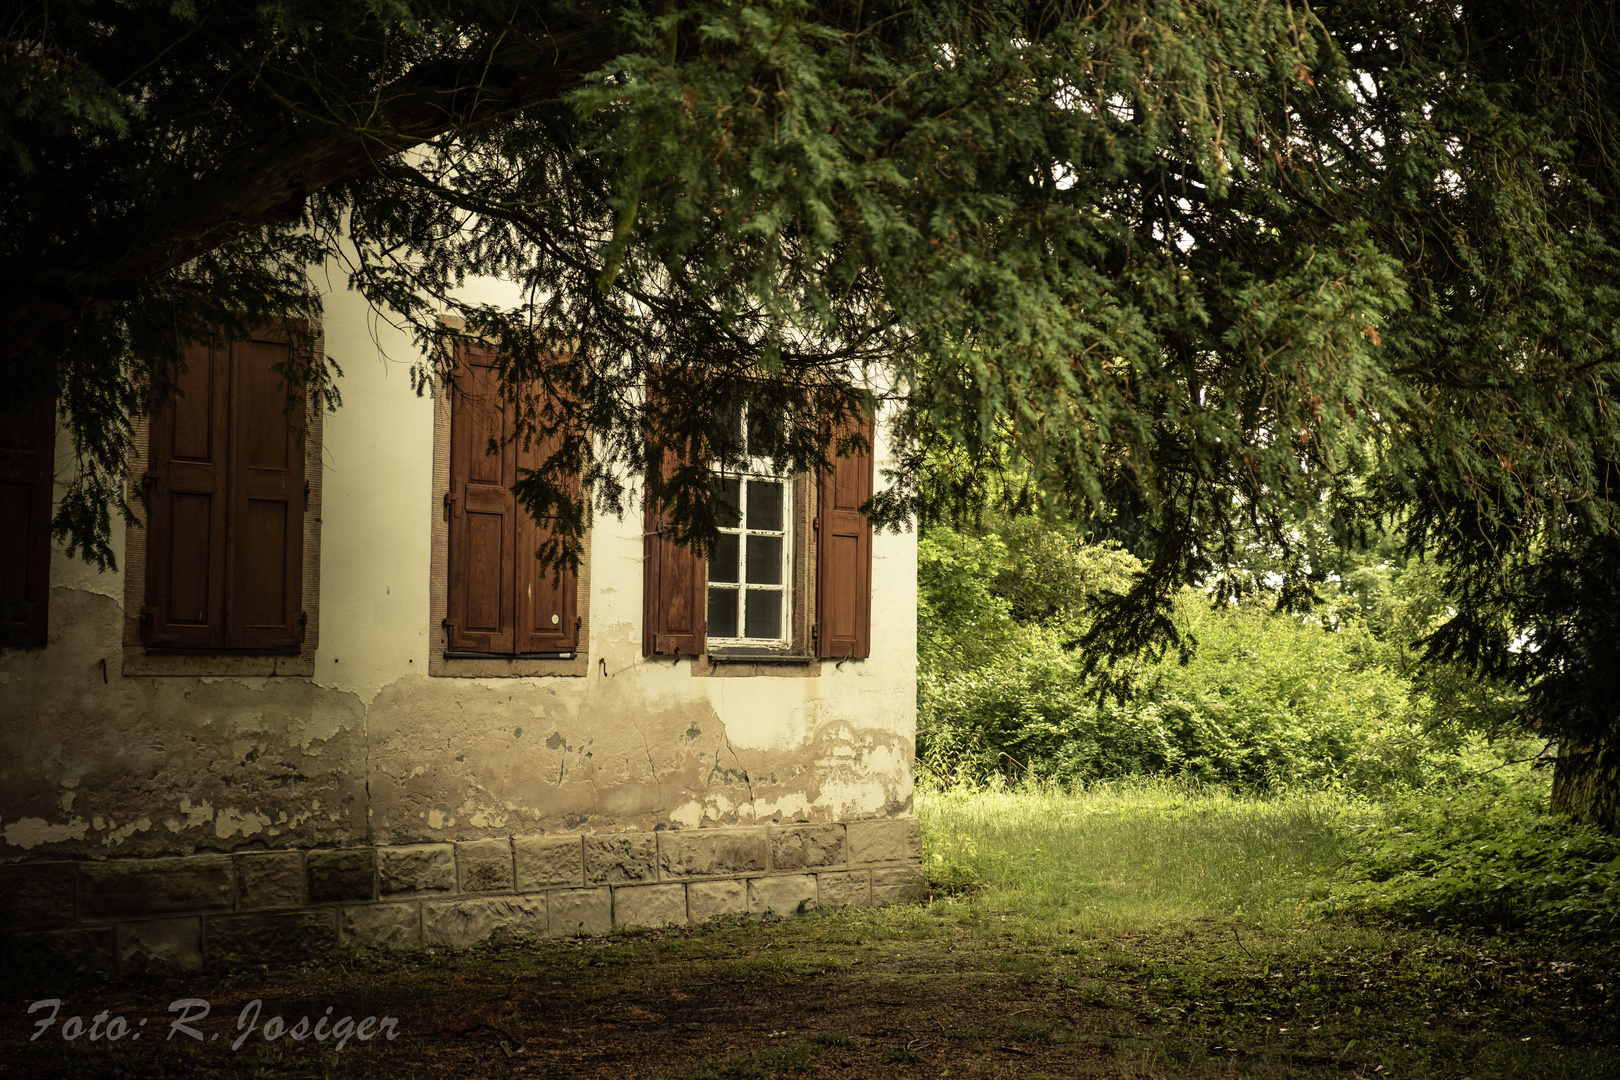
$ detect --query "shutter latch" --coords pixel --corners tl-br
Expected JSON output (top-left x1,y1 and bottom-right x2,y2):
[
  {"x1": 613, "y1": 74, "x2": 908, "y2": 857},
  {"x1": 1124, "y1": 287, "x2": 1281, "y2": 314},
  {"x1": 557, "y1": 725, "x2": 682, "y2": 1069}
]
[
  {"x1": 443, "y1": 491, "x2": 457, "y2": 520},
  {"x1": 297, "y1": 611, "x2": 308, "y2": 642}
]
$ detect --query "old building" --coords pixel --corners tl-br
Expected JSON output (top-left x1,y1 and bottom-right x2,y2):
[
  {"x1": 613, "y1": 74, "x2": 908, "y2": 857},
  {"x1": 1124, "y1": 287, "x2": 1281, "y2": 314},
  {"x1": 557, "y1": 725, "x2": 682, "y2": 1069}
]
[{"x1": 0, "y1": 280, "x2": 920, "y2": 977}]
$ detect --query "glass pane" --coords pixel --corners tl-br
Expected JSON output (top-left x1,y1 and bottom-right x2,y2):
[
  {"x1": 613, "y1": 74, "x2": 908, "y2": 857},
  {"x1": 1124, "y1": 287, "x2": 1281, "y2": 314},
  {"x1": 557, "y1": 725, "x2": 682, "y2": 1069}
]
[
  {"x1": 713, "y1": 401, "x2": 744, "y2": 451},
  {"x1": 707, "y1": 587, "x2": 738, "y2": 638},
  {"x1": 747, "y1": 480, "x2": 784, "y2": 531},
  {"x1": 747, "y1": 408, "x2": 784, "y2": 456},
  {"x1": 715, "y1": 477, "x2": 741, "y2": 528},
  {"x1": 710, "y1": 533, "x2": 739, "y2": 583},
  {"x1": 744, "y1": 589, "x2": 784, "y2": 640},
  {"x1": 745, "y1": 535, "x2": 782, "y2": 584}
]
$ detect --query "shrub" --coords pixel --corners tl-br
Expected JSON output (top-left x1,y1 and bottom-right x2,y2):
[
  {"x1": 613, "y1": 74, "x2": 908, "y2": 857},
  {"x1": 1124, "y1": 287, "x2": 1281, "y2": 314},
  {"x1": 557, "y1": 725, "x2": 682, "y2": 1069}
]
[{"x1": 1327, "y1": 773, "x2": 1620, "y2": 938}]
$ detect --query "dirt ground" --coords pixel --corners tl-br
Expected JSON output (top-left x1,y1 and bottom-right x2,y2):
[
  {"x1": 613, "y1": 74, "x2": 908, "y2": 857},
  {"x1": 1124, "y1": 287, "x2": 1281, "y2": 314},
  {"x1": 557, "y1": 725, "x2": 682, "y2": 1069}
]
[{"x1": 5, "y1": 908, "x2": 1617, "y2": 1079}]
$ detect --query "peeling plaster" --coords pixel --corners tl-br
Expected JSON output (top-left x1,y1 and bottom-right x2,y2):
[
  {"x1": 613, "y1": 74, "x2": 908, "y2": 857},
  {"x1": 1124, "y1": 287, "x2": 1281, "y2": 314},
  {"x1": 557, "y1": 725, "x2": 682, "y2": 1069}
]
[
  {"x1": 4, "y1": 816, "x2": 91, "y2": 847},
  {"x1": 2, "y1": 287, "x2": 916, "y2": 863}
]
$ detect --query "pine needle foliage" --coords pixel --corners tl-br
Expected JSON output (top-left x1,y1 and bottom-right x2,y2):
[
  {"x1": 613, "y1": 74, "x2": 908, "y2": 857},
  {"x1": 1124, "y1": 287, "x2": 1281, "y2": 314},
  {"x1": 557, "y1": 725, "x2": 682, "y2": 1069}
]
[{"x1": 6, "y1": 2, "x2": 1620, "y2": 767}]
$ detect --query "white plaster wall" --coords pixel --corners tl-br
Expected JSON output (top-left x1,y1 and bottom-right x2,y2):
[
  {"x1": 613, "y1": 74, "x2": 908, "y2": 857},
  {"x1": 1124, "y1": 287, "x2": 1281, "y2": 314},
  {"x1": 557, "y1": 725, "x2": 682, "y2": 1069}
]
[
  {"x1": 3, "y1": 266, "x2": 916, "y2": 858},
  {"x1": 311, "y1": 272, "x2": 439, "y2": 698}
]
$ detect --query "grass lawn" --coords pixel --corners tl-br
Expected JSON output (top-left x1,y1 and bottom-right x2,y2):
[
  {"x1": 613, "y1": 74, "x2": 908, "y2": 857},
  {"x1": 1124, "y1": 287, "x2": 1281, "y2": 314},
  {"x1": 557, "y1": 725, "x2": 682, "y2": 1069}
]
[{"x1": 5, "y1": 780, "x2": 1616, "y2": 1078}]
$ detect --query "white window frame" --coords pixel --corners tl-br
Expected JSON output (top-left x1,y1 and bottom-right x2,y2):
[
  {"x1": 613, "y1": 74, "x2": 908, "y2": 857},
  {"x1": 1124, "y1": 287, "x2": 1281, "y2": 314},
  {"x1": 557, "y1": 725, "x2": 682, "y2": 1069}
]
[{"x1": 707, "y1": 408, "x2": 793, "y2": 648}]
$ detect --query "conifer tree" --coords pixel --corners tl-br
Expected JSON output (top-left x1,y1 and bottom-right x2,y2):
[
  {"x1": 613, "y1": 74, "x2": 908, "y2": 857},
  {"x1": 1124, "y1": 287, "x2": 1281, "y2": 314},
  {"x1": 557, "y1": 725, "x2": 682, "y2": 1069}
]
[{"x1": 4, "y1": 1, "x2": 1618, "y2": 826}]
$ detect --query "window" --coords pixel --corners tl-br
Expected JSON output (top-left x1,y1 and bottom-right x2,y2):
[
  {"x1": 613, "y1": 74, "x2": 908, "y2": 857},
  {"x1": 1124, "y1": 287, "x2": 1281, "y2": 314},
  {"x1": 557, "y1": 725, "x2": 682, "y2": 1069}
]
[
  {"x1": 707, "y1": 408, "x2": 793, "y2": 647},
  {"x1": 432, "y1": 340, "x2": 587, "y2": 676},
  {"x1": 644, "y1": 408, "x2": 874, "y2": 663},
  {"x1": 138, "y1": 329, "x2": 309, "y2": 651},
  {"x1": 0, "y1": 401, "x2": 55, "y2": 648}
]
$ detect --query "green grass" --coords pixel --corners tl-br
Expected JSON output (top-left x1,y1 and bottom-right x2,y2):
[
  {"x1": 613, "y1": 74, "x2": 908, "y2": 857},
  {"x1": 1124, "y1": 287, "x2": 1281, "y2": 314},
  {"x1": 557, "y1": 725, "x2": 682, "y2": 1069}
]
[
  {"x1": 919, "y1": 776, "x2": 1348, "y2": 934},
  {"x1": 11, "y1": 773, "x2": 1615, "y2": 1080}
]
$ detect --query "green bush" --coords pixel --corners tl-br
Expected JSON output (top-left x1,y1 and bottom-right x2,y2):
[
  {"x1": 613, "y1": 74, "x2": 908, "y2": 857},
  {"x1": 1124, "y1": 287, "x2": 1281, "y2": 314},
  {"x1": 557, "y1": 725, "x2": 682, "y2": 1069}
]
[{"x1": 1327, "y1": 773, "x2": 1620, "y2": 938}]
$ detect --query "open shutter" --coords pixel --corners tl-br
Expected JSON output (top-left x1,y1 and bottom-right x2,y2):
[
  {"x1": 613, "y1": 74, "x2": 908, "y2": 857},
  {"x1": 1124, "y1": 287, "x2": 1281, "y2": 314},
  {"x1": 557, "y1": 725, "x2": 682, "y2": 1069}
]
[
  {"x1": 516, "y1": 415, "x2": 580, "y2": 654},
  {"x1": 815, "y1": 412, "x2": 875, "y2": 660},
  {"x1": 446, "y1": 343, "x2": 516, "y2": 654},
  {"x1": 146, "y1": 340, "x2": 229, "y2": 648},
  {"x1": 642, "y1": 381, "x2": 705, "y2": 657},
  {"x1": 0, "y1": 401, "x2": 55, "y2": 647},
  {"x1": 226, "y1": 332, "x2": 306, "y2": 650},
  {"x1": 643, "y1": 491, "x2": 706, "y2": 657}
]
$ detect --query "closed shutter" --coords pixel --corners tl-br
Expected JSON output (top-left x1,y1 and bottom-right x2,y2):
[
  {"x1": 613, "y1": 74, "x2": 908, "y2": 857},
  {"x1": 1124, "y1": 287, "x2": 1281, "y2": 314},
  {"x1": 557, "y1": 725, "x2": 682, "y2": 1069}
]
[
  {"x1": 642, "y1": 395, "x2": 706, "y2": 656},
  {"x1": 228, "y1": 332, "x2": 306, "y2": 650},
  {"x1": 146, "y1": 339, "x2": 230, "y2": 648},
  {"x1": 446, "y1": 341, "x2": 579, "y2": 655},
  {"x1": 517, "y1": 422, "x2": 580, "y2": 653},
  {"x1": 0, "y1": 401, "x2": 55, "y2": 647},
  {"x1": 815, "y1": 412, "x2": 875, "y2": 660},
  {"x1": 145, "y1": 330, "x2": 306, "y2": 651},
  {"x1": 446, "y1": 343, "x2": 517, "y2": 654}
]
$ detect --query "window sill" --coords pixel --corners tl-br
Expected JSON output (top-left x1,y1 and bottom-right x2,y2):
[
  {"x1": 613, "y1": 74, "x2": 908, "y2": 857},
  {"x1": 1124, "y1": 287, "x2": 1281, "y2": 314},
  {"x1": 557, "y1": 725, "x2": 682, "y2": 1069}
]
[
  {"x1": 693, "y1": 651, "x2": 822, "y2": 679},
  {"x1": 704, "y1": 648, "x2": 811, "y2": 662},
  {"x1": 429, "y1": 653, "x2": 589, "y2": 678},
  {"x1": 121, "y1": 649, "x2": 314, "y2": 678}
]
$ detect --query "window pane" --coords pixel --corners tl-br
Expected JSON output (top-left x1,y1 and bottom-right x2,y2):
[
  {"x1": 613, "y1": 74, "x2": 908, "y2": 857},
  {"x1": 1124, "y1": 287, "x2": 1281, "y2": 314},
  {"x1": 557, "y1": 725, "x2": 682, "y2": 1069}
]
[
  {"x1": 743, "y1": 588, "x2": 783, "y2": 640},
  {"x1": 713, "y1": 402, "x2": 744, "y2": 453},
  {"x1": 747, "y1": 408, "x2": 784, "y2": 456},
  {"x1": 710, "y1": 533, "x2": 739, "y2": 583},
  {"x1": 707, "y1": 587, "x2": 738, "y2": 638},
  {"x1": 745, "y1": 535, "x2": 782, "y2": 584},
  {"x1": 716, "y1": 477, "x2": 741, "y2": 528},
  {"x1": 747, "y1": 480, "x2": 783, "y2": 531}
]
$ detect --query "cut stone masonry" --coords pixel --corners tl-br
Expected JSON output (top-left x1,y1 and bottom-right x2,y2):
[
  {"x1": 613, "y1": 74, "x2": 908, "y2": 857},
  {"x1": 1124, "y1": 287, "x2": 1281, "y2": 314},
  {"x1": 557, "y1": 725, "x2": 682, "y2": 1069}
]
[{"x1": 0, "y1": 818, "x2": 924, "y2": 980}]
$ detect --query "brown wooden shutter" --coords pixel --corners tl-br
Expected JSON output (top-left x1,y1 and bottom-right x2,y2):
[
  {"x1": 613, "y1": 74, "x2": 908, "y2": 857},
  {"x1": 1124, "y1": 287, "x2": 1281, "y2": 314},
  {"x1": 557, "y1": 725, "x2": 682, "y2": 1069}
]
[
  {"x1": 815, "y1": 412, "x2": 875, "y2": 660},
  {"x1": 0, "y1": 401, "x2": 55, "y2": 648},
  {"x1": 642, "y1": 382, "x2": 706, "y2": 657},
  {"x1": 446, "y1": 343, "x2": 517, "y2": 654},
  {"x1": 516, "y1": 413, "x2": 580, "y2": 654},
  {"x1": 146, "y1": 339, "x2": 230, "y2": 648},
  {"x1": 226, "y1": 331, "x2": 306, "y2": 650}
]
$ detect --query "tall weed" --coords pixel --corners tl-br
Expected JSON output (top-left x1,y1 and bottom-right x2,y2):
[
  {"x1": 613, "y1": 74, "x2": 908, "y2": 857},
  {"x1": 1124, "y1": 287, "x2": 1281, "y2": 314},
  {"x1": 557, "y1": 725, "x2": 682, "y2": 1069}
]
[{"x1": 1327, "y1": 767, "x2": 1620, "y2": 939}]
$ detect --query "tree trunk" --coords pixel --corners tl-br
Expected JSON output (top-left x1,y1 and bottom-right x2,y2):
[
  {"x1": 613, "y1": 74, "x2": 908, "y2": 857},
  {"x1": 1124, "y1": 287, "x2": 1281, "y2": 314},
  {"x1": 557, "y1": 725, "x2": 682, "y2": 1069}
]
[{"x1": 1550, "y1": 731, "x2": 1620, "y2": 835}]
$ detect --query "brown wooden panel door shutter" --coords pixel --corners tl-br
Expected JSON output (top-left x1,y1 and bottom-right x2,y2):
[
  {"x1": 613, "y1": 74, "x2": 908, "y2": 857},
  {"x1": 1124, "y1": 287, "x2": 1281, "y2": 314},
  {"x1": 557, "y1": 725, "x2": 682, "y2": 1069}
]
[
  {"x1": 815, "y1": 413, "x2": 875, "y2": 660},
  {"x1": 0, "y1": 401, "x2": 56, "y2": 647},
  {"x1": 146, "y1": 339, "x2": 230, "y2": 648},
  {"x1": 642, "y1": 392, "x2": 705, "y2": 656},
  {"x1": 516, "y1": 420, "x2": 579, "y2": 654},
  {"x1": 446, "y1": 342, "x2": 579, "y2": 655},
  {"x1": 446, "y1": 343, "x2": 516, "y2": 654},
  {"x1": 228, "y1": 332, "x2": 306, "y2": 651}
]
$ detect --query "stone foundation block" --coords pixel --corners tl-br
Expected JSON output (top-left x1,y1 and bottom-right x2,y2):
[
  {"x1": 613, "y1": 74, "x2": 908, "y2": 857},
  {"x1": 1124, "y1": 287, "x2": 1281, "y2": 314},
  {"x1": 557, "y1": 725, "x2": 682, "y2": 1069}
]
[
  {"x1": 584, "y1": 833, "x2": 657, "y2": 884},
  {"x1": 514, "y1": 835, "x2": 583, "y2": 890},
  {"x1": 0, "y1": 863, "x2": 78, "y2": 928},
  {"x1": 118, "y1": 917, "x2": 203, "y2": 975},
  {"x1": 613, "y1": 884, "x2": 687, "y2": 928},
  {"x1": 7, "y1": 927, "x2": 115, "y2": 980},
  {"x1": 816, "y1": 870, "x2": 872, "y2": 907},
  {"x1": 423, "y1": 898, "x2": 545, "y2": 947},
  {"x1": 659, "y1": 828, "x2": 767, "y2": 879},
  {"x1": 769, "y1": 825, "x2": 846, "y2": 871},
  {"x1": 235, "y1": 851, "x2": 306, "y2": 910},
  {"x1": 81, "y1": 856, "x2": 234, "y2": 917},
  {"x1": 748, "y1": 875, "x2": 818, "y2": 917},
  {"x1": 342, "y1": 903, "x2": 422, "y2": 949},
  {"x1": 871, "y1": 865, "x2": 928, "y2": 904},
  {"x1": 547, "y1": 888, "x2": 611, "y2": 937},
  {"x1": 456, "y1": 839, "x2": 514, "y2": 893},
  {"x1": 207, "y1": 910, "x2": 337, "y2": 962},
  {"x1": 307, "y1": 848, "x2": 376, "y2": 904},
  {"x1": 846, "y1": 818, "x2": 922, "y2": 865},
  {"x1": 687, "y1": 880, "x2": 748, "y2": 922},
  {"x1": 379, "y1": 844, "x2": 455, "y2": 896}
]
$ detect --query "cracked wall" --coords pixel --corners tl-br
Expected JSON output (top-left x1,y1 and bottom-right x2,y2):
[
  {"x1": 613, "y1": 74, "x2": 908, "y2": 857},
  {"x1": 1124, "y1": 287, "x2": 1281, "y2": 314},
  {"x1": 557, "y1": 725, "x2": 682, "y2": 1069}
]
[{"x1": 0, "y1": 280, "x2": 917, "y2": 864}]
